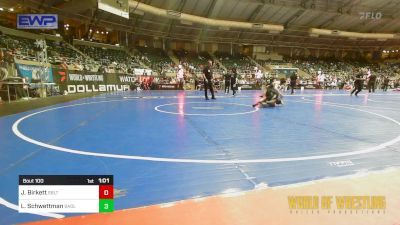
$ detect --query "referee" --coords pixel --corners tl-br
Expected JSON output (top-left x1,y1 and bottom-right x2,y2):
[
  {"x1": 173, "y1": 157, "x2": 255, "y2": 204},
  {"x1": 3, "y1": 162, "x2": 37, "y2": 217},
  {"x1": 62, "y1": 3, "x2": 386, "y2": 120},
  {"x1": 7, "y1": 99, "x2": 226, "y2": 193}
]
[
  {"x1": 367, "y1": 72, "x2": 377, "y2": 93},
  {"x1": 224, "y1": 70, "x2": 231, "y2": 94},
  {"x1": 203, "y1": 60, "x2": 216, "y2": 100},
  {"x1": 350, "y1": 69, "x2": 365, "y2": 96},
  {"x1": 289, "y1": 72, "x2": 297, "y2": 94}
]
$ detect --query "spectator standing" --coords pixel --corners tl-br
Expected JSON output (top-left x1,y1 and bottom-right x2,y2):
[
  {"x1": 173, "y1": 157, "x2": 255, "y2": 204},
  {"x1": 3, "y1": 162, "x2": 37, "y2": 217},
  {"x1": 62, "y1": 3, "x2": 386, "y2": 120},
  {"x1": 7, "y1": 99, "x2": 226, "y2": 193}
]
[
  {"x1": 382, "y1": 76, "x2": 390, "y2": 92},
  {"x1": 231, "y1": 68, "x2": 238, "y2": 96},
  {"x1": 224, "y1": 70, "x2": 231, "y2": 94},
  {"x1": 177, "y1": 64, "x2": 185, "y2": 90}
]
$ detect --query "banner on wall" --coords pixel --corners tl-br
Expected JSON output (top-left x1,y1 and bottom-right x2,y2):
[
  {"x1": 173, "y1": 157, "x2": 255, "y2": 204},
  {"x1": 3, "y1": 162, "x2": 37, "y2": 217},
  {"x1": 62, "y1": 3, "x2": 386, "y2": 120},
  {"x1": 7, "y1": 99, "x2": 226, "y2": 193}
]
[
  {"x1": 156, "y1": 84, "x2": 179, "y2": 90},
  {"x1": 238, "y1": 84, "x2": 258, "y2": 90},
  {"x1": 117, "y1": 74, "x2": 137, "y2": 83},
  {"x1": 51, "y1": 68, "x2": 137, "y2": 93},
  {"x1": 16, "y1": 64, "x2": 53, "y2": 83},
  {"x1": 134, "y1": 68, "x2": 152, "y2": 76},
  {"x1": 273, "y1": 68, "x2": 299, "y2": 78}
]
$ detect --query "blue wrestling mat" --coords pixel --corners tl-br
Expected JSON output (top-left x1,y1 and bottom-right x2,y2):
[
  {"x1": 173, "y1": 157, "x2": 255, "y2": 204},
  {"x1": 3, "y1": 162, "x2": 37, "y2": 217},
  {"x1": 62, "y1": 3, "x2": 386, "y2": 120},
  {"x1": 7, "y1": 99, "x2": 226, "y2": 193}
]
[{"x1": 1, "y1": 90, "x2": 400, "y2": 224}]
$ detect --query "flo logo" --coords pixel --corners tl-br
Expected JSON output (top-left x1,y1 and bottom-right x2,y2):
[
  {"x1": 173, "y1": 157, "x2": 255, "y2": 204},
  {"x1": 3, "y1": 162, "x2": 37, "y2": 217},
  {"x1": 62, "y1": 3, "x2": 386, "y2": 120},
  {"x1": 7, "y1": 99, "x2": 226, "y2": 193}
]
[{"x1": 359, "y1": 12, "x2": 382, "y2": 20}]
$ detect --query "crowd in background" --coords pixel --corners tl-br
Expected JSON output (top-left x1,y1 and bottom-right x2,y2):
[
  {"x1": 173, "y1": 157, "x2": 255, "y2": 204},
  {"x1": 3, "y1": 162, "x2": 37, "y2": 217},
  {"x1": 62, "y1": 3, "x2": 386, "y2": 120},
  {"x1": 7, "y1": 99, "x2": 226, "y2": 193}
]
[{"x1": 1, "y1": 30, "x2": 400, "y2": 93}]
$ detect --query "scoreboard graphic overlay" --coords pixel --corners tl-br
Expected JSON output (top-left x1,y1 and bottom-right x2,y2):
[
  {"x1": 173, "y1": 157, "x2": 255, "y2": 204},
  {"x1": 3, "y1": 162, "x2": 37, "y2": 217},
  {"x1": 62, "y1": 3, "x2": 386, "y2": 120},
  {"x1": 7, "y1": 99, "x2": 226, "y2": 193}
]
[{"x1": 19, "y1": 175, "x2": 114, "y2": 213}]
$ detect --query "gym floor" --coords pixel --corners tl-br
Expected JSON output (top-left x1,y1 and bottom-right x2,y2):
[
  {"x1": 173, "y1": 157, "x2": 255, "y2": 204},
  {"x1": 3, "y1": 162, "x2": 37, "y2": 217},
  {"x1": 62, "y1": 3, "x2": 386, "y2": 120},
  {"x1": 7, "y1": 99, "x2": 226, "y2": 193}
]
[{"x1": 1, "y1": 89, "x2": 400, "y2": 225}]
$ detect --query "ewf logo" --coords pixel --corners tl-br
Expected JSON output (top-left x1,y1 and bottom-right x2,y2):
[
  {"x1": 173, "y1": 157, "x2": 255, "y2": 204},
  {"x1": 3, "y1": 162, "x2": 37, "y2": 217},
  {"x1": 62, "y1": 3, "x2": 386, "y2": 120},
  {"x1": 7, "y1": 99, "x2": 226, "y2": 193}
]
[{"x1": 17, "y1": 14, "x2": 58, "y2": 29}]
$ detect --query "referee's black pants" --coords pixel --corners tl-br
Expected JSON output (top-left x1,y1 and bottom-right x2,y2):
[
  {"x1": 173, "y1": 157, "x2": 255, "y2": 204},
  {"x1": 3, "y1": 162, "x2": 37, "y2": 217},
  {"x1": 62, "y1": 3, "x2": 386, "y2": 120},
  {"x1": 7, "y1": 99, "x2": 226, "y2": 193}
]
[
  {"x1": 204, "y1": 79, "x2": 215, "y2": 99},
  {"x1": 368, "y1": 81, "x2": 376, "y2": 93},
  {"x1": 290, "y1": 82, "x2": 296, "y2": 94},
  {"x1": 351, "y1": 84, "x2": 362, "y2": 96},
  {"x1": 224, "y1": 80, "x2": 230, "y2": 93},
  {"x1": 231, "y1": 82, "x2": 237, "y2": 95}
]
